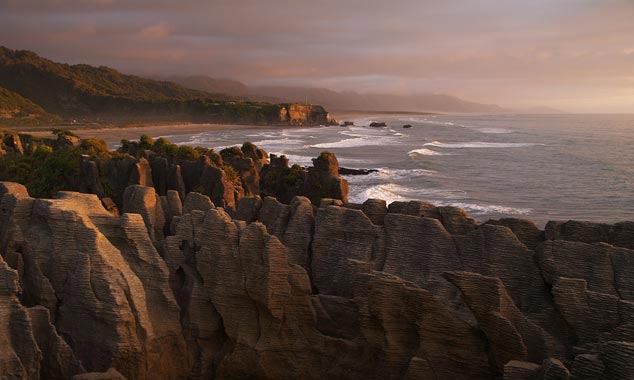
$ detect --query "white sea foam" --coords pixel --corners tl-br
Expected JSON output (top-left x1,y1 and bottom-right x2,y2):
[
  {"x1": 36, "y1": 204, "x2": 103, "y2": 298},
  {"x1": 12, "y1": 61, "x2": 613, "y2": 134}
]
[
  {"x1": 423, "y1": 141, "x2": 543, "y2": 149},
  {"x1": 348, "y1": 184, "x2": 412, "y2": 204},
  {"x1": 344, "y1": 167, "x2": 438, "y2": 186},
  {"x1": 475, "y1": 128, "x2": 514, "y2": 134},
  {"x1": 308, "y1": 136, "x2": 397, "y2": 149},
  {"x1": 377, "y1": 167, "x2": 438, "y2": 178},
  {"x1": 339, "y1": 130, "x2": 367, "y2": 138},
  {"x1": 348, "y1": 183, "x2": 532, "y2": 216},
  {"x1": 408, "y1": 148, "x2": 449, "y2": 156},
  {"x1": 438, "y1": 202, "x2": 532, "y2": 216},
  {"x1": 270, "y1": 153, "x2": 314, "y2": 166},
  {"x1": 272, "y1": 152, "x2": 368, "y2": 167},
  {"x1": 281, "y1": 127, "x2": 320, "y2": 134},
  {"x1": 347, "y1": 182, "x2": 464, "y2": 204},
  {"x1": 252, "y1": 138, "x2": 304, "y2": 146}
]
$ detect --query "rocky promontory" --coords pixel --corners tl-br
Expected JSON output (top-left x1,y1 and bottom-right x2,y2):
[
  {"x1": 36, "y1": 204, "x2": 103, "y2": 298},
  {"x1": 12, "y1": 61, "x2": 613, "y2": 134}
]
[{"x1": 1, "y1": 132, "x2": 633, "y2": 380}]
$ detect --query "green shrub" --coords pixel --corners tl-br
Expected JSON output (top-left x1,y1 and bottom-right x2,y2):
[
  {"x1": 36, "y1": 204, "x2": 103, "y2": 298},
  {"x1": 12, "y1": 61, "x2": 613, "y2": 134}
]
[
  {"x1": 319, "y1": 151, "x2": 335, "y2": 160},
  {"x1": 80, "y1": 138, "x2": 110, "y2": 157},
  {"x1": 176, "y1": 145, "x2": 200, "y2": 161},
  {"x1": 223, "y1": 165, "x2": 239, "y2": 181},
  {"x1": 51, "y1": 128, "x2": 79, "y2": 137},
  {"x1": 139, "y1": 134, "x2": 154, "y2": 149},
  {"x1": 284, "y1": 164, "x2": 304, "y2": 186},
  {"x1": 241, "y1": 142, "x2": 256, "y2": 152},
  {"x1": 220, "y1": 146, "x2": 242, "y2": 157},
  {"x1": 0, "y1": 145, "x2": 81, "y2": 198},
  {"x1": 192, "y1": 184, "x2": 206, "y2": 194}
]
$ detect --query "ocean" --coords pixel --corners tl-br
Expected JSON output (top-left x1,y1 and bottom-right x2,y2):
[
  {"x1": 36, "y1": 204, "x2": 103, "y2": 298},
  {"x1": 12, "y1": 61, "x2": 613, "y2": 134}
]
[{"x1": 157, "y1": 113, "x2": 634, "y2": 226}]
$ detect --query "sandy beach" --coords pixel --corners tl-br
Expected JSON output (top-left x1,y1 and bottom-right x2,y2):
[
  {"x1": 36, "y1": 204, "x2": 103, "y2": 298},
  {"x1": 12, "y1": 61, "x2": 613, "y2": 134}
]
[{"x1": 25, "y1": 123, "x2": 287, "y2": 144}]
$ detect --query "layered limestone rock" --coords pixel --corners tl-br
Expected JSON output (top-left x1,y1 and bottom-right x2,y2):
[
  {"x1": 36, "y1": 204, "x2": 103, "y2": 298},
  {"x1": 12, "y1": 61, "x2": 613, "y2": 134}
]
[
  {"x1": 278, "y1": 104, "x2": 335, "y2": 126},
  {"x1": 220, "y1": 146, "x2": 260, "y2": 196},
  {"x1": 303, "y1": 151, "x2": 349, "y2": 205},
  {"x1": 2, "y1": 181, "x2": 634, "y2": 379},
  {"x1": 179, "y1": 156, "x2": 240, "y2": 210},
  {"x1": 0, "y1": 184, "x2": 187, "y2": 380},
  {"x1": 148, "y1": 154, "x2": 186, "y2": 199},
  {"x1": 240, "y1": 142, "x2": 269, "y2": 171}
]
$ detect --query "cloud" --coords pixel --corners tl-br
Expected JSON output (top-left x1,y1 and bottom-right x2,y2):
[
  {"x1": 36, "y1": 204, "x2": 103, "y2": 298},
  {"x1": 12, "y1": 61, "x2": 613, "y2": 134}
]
[
  {"x1": 0, "y1": 0, "x2": 633, "y2": 112},
  {"x1": 138, "y1": 23, "x2": 172, "y2": 39}
]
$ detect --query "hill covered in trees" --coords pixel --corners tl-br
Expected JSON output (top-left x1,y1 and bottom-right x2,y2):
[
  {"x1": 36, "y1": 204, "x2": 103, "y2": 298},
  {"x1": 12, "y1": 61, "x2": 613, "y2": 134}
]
[
  {"x1": 0, "y1": 47, "x2": 334, "y2": 127},
  {"x1": 0, "y1": 86, "x2": 59, "y2": 126}
]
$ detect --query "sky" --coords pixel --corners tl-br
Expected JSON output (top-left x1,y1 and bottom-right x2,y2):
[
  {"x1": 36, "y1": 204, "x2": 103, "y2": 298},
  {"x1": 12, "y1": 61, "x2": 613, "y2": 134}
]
[{"x1": 0, "y1": 0, "x2": 633, "y2": 113}]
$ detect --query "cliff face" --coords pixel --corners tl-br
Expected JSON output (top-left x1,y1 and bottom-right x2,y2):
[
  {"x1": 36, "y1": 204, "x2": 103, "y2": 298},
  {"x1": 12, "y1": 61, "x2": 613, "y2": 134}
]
[
  {"x1": 2, "y1": 181, "x2": 633, "y2": 380},
  {"x1": 0, "y1": 47, "x2": 335, "y2": 127},
  {"x1": 278, "y1": 103, "x2": 336, "y2": 126}
]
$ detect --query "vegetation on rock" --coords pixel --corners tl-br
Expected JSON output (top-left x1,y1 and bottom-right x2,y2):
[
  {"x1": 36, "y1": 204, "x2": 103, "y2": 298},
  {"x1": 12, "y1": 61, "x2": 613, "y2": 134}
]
[{"x1": 0, "y1": 46, "x2": 335, "y2": 127}]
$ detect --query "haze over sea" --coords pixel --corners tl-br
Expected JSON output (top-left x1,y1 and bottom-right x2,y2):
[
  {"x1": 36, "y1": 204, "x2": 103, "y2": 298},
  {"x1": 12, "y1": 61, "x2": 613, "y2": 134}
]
[{"x1": 156, "y1": 113, "x2": 634, "y2": 226}]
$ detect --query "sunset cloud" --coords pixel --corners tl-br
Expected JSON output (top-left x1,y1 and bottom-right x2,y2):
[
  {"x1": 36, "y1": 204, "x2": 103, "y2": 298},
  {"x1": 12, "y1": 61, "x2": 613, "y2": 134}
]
[
  {"x1": 138, "y1": 23, "x2": 172, "y2": 39},
  {"x1": 0, "y1": 0, "x2": 632, "y2": 112}
]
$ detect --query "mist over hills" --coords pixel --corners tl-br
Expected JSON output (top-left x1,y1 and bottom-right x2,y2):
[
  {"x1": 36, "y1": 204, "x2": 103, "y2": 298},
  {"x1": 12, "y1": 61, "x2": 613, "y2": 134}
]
[
  {"x1": 164, "y1": 75, "x2": 512, "y2": 114},
  {"x1": 0, "y1": 46, "x2": 560, "y2": 129},
  {"x1": 0, "y1": 47, "x2": 333, "y2": 126}
]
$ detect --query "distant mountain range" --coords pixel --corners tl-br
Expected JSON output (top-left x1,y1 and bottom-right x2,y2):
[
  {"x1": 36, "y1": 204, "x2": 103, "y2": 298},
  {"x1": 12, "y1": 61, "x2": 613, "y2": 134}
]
[
  {"x1": 163, "y1": 76, "x2": 514, "y2": 114},
  {"x1": 0, "y1": 47, "x2": 332, "y2": 127},
  {"x1": 0, "y1": 46, "x2": 561, "y2": 128}
]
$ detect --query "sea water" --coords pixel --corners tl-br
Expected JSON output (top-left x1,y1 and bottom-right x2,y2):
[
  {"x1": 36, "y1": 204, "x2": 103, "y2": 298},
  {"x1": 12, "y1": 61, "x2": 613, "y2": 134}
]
[{"x1": 157, "y1": 113, "x2": 634, "y2": 226}]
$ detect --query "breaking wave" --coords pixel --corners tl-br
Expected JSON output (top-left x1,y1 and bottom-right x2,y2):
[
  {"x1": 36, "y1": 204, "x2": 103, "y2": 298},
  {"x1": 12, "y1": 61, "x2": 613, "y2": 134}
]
[
  {"x1": 423, "y1": 141, "x2": 543, "y2": 149},
  {"x1": 408, "y1": 148, "x2": 450, "y2": 157}
]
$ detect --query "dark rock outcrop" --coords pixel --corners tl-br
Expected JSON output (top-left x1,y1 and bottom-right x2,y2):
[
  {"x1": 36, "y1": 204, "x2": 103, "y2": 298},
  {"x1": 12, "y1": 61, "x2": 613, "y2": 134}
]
[
  {"x1": 302, "y1": 151, "x2": 349, "y2": 205},
  {"x1": 0, "y1": 129, "x2": 24, "y2": 155}
]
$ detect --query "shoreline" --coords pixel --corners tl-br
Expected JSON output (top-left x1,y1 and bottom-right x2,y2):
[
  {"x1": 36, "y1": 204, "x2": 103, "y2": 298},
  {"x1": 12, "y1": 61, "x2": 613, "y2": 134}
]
[{"x1": 23, "y1": 122, "x2": 299, "y2": 144}]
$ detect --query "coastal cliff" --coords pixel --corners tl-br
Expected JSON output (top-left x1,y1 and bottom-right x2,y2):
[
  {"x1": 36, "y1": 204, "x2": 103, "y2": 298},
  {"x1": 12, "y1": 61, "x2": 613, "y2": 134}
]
[
  {"x1": 1, "y1": 133, "x2": 633, "y2": 380},
  {"x1": 0, "y1": 47, "x2": 336, "y2": 127},
  {"x1": 279, "y1": 103, "x2": 335, "y2": 126},
  {"x1": 2, "y1": 183, "x2": 634, "y2": 379}
]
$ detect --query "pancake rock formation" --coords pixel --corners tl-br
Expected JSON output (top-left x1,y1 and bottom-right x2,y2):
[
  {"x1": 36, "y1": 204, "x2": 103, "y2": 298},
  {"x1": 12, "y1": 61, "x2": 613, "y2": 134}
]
[{"x1": 1, "y1": 184, "x2": 634, "y2": 379}]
